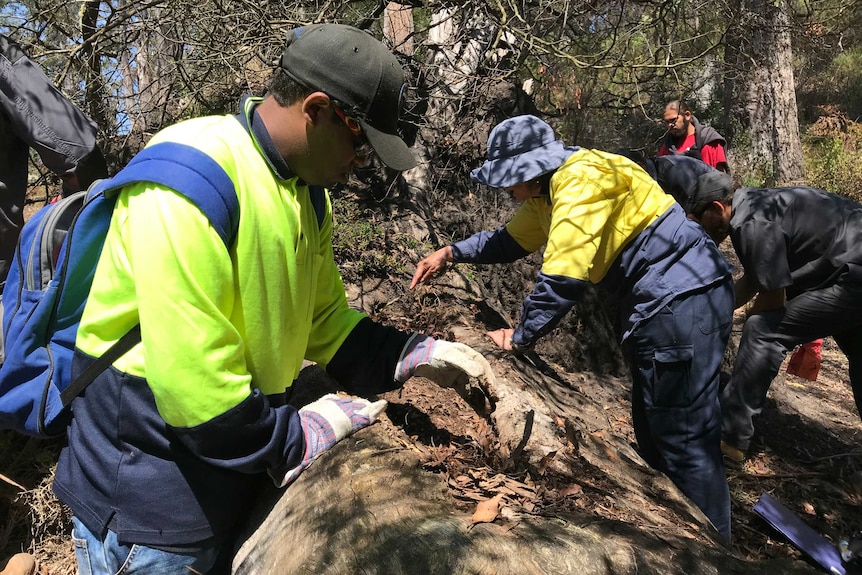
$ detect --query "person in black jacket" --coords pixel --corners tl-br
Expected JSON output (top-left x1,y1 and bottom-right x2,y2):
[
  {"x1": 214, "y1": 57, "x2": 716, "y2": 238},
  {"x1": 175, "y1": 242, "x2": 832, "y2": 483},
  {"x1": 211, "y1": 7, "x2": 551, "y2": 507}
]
[
  {"x1": 0, "y1": 34, "x2": 107, "y2": 289},
  {"x1": 689, "y1": 176, "x2": 862, "y2": 464}
]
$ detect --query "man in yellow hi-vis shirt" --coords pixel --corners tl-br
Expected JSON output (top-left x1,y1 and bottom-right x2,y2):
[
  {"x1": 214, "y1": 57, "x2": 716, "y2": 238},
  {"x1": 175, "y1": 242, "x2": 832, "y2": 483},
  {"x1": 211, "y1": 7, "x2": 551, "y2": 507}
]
[
  {"x1": 53, "y1": 24, "x2": 492, "y2": 575},
  {"x1": 412, "y1": 115, "x2": 735, "y2": 542}
]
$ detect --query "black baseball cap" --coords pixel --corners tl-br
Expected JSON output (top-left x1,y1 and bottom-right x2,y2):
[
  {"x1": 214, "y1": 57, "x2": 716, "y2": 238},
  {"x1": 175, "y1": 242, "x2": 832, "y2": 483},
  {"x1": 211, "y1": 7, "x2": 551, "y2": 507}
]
[{"x1": 280, "y1": 24, "x2": 416, "y2": 171}]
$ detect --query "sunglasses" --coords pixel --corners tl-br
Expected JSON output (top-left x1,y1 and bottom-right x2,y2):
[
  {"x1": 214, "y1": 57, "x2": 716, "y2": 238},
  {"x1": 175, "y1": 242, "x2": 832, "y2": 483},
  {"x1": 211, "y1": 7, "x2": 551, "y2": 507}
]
[{"x1": 333, "y1": 106, "x2": 374, "y2": 160}]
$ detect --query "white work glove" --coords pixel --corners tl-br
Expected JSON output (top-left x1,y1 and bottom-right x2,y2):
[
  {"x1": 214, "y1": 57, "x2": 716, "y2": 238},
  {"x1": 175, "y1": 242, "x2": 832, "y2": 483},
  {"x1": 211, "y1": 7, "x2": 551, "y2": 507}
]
[
  {"x1": 273, "y1": 393, "x2": 387, "y2": 488},
  {"x1": 395, "y1": 334, "x2": 494, "y2": 388}
]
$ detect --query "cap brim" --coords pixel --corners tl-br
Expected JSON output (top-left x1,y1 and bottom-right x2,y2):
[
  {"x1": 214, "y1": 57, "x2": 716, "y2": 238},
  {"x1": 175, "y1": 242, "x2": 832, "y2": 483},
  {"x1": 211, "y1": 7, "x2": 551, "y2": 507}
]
[
  {"x1": 360, "y1": 120, "x2": 416, "y2": 171},
  {"x1": 471, "y1": 142, "x2": 576, "y2": 188}
]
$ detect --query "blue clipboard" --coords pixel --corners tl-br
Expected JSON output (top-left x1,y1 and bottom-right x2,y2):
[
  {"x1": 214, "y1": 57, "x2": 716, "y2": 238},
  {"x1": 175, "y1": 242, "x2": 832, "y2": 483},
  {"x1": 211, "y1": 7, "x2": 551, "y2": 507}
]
[{"x1": 754, "y1": 492, "x2": 846, "y2": 575}]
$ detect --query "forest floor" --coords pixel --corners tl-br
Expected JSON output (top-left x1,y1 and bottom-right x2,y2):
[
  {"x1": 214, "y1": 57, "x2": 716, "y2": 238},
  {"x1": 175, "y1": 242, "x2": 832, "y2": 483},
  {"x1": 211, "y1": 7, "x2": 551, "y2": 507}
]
[
  {"x1": 727, "y1": 334, "x2": 862, "y2": 568},
  {"x1": 3, "y1": 316, "x2": 861, "y2": 574}
]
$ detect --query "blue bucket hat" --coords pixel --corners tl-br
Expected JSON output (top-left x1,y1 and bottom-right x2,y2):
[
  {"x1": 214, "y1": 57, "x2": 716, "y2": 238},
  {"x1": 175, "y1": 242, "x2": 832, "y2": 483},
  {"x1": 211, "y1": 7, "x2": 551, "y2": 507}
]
[{"x1": 470, "y1": 115, "x2": 578, "y2": 188}]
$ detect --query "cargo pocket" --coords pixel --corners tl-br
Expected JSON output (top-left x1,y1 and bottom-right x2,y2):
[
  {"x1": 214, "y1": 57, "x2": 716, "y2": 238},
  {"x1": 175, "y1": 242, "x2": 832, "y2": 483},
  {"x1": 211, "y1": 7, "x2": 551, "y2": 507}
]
[
  {"x1": 697, "y1": 282, "x2": 734, "y2": 336},
  {"x1": 647, "y1": 345, "x2": 694, "y2": 408}
]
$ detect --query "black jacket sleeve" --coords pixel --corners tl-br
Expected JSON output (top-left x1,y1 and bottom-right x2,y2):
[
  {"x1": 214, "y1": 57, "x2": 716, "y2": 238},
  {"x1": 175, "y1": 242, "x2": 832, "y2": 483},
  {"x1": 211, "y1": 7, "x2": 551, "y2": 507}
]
[{"x1": 325, "y1": 317, "x2": 413, "y2": 396}]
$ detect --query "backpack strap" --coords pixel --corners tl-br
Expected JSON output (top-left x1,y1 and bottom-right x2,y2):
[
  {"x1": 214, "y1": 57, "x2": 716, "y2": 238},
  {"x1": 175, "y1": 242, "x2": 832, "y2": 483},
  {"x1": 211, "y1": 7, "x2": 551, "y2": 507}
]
[
  {"x1": 60, "y1": 326, "x2": 141, "y2": 405},
  {"x1": 90, "y1": 142, "x2": 240, "y2": 245},
  {"x1": 59, "y1": 143, "x2": 239, "y2": 407}
]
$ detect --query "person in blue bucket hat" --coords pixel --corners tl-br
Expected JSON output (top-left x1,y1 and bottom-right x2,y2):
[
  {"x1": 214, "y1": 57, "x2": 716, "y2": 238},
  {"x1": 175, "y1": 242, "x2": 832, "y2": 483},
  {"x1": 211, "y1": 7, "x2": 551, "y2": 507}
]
[{"x1": 411, "y1": 114, "x2": 736, "y2": 542}]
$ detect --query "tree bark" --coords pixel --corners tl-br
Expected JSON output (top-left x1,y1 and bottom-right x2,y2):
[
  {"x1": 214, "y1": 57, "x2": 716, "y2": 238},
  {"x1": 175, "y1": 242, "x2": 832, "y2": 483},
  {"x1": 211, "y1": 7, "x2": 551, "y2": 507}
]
[
  {"x1": 80, "y1": 0, "x2": 110, "y2": 131},
  {"x1": 725, "y1": 0, "x2": 804, "y2": 185},
  {"x1": 384, "y1": 3, "x2": 414, "y2": 56}
]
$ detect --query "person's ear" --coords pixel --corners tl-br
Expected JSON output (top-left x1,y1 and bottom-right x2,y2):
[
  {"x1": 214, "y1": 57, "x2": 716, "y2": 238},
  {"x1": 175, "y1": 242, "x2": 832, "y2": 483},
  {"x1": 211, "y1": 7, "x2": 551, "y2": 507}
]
[
  {"x1": 301, "y1": 92, "x2": 332, "y2": 126},
  {"x1": 708, "y1": 200, "x2": 724, "y2": 214},
  {"x1": 697, "y1": 201, "x2": 722, "y2": 221},
  {"x1": 701, "y1": 201, "x2": 730, "y2": 224}
]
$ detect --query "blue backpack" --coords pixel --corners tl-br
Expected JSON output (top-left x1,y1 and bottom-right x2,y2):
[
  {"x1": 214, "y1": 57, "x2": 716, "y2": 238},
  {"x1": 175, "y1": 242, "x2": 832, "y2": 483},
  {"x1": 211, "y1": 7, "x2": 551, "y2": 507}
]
[{"x1": 0, "y1": 142, "x2": 239, "y2": 437}]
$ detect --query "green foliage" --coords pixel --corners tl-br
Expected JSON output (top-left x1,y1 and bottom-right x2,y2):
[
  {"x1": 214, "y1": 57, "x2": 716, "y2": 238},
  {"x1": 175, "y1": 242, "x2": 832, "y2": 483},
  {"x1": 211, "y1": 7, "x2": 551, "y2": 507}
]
[
  {"x1": 803, "y1": 128, "x2": 862, "y2": 202},
  {"x1": 798, "y1": 46, "x2": 862, "y2": 122},
  {"x1": 331, "y1": 198, "x2": 410, "y2": 282},
  {"x1": 737, "y1": 162, "x2": 776, "y2": 188},
  {"x1": 828, "y1": 48, "x2": 862, "y2": 119}
]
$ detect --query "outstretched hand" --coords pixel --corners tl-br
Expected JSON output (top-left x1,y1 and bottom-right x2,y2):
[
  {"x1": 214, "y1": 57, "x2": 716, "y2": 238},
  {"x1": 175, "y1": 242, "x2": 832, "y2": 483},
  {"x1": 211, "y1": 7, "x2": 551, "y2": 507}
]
[
  {"x1": 410, "y1": 246, "x2": 454, "y2": 289},
  {"x1": 395, "y1": 335, "x2": 497, "y2": 415},
  {"x1": 486, "y1": 328, "x2": 515, "y2": 351},
  {"x1": 411, "y1": 340, "x2": 495, "y2": 388}
]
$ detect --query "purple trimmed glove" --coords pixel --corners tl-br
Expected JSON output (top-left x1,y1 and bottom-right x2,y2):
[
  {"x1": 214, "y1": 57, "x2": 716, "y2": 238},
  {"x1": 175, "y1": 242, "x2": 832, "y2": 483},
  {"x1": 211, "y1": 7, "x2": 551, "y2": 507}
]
[
  {"x1": 395, "y1": 334, "x2": 494, "y2": 387},
  {"x1": 274, "y1": 393, "x2": 387, "y2": 487}
]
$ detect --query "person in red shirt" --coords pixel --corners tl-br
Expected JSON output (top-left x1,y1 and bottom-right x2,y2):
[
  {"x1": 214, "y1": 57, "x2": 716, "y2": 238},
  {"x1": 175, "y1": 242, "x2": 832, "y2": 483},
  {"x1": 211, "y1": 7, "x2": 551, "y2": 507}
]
[{"x1": 659, "y1": 100, "x2": 730, "y2": 173}]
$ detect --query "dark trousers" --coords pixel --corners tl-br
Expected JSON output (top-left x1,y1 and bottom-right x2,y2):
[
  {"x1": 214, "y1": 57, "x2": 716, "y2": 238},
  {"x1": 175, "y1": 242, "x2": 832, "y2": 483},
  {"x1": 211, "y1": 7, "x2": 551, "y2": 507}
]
[
  {"x1": 625, "y1": 278, "x2": 734, "y2": 542},
  {"x1": 721, "y1": 279, "x2": 862, "y2": 452}
]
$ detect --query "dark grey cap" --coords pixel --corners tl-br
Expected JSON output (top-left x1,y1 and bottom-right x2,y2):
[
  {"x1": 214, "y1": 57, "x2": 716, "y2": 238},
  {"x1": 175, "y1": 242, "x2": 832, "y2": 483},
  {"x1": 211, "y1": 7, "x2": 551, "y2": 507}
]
[
  {"x1": 688, "y1": 171, "x2": 734, "y2": 215},
  {"x1": 280, "y1": 24, "x2": 416, "y2": 171}
]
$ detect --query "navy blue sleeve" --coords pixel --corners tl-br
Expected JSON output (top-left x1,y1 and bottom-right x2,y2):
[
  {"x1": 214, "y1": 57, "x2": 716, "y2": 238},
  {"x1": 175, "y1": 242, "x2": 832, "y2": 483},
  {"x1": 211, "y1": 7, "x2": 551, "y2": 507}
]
[
  {"x1": 325, "y1": 317, "x2": 413, "y2": 396},
  {"x1": 512, "y1": 272, "x2": 589, "y2": 347},
  {"x1": 451, "y1": 227, "x2": 531, "y2": 263}
]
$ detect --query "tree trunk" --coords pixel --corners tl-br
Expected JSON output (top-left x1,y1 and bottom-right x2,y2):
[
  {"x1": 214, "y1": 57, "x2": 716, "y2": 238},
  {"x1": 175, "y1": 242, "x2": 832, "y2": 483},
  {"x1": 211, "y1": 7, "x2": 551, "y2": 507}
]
[
  {"x1": 725, "y1": 0, "x2": 804, "y2": 185},
  {"x1": 80, "y1": 0, "x2": 110, "y2": 132},
  {"x1": 117, "y1": 1, "x2": 178, "y2": 135},
  {"x1": 384, "y1": 3, "x2": 414, "y2": 55}
]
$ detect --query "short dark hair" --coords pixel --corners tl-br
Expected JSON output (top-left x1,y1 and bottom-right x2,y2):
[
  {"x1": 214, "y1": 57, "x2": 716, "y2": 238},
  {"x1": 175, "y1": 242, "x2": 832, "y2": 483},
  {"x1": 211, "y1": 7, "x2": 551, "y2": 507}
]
[
  {"x1": 666, "y1": 99, "x2": 691, "y2": 115},
  {"x1": 688, "y1": 171, "x2": 734, "y2": 216},
  {"x1": 268, "y1": 67, "x2": 309, "y2": 106},
  {"x1": 615, "y1": 148, "x2": 646, "y2": 166},
  {"x1": 691, "y1": 192, "x2": 734, "y2": 219},
  {"x1": 538, "y1": 171, "x2": 553, "y2": 196}
]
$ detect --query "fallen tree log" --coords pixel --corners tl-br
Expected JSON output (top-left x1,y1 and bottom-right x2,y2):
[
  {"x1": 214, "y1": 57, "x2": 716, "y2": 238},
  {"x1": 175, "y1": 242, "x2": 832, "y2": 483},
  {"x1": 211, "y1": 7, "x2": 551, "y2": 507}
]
[{"x1": 231, "y1": 328, "x2": 820, "y2": 575}]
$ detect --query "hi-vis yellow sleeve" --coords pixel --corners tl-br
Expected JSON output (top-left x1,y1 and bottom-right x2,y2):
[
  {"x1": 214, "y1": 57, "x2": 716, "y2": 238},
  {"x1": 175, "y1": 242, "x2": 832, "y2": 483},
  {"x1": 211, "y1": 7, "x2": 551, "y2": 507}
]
[{"x1": 76, "y1": 184, "x2": 252, "y2": 427}]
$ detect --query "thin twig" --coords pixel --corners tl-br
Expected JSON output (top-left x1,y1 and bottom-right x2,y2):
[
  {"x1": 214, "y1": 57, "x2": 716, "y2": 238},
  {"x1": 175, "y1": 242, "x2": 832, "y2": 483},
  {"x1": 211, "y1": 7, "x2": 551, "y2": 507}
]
[
  {"x1": 803, "y1": 452, "x2": 862, "y2": 463},
  {"x1": 0, "y1": 473, "x2": 27, "y2": 492},
  {"x1": 733, "y1": 471, "x2": 826, "y2": 479}
]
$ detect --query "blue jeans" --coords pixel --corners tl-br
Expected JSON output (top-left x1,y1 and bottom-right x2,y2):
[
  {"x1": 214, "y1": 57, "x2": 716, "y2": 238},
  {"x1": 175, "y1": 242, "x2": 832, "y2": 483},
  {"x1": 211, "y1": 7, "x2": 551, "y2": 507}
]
[
  {"x1": 624, "y1": 279, "x2": 734, "y2": 542},
  {"x1": 71, "y1": 517, "x2": 221, "y2": 575}
]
